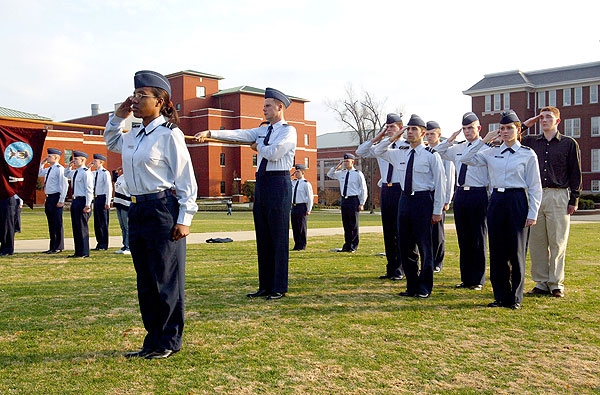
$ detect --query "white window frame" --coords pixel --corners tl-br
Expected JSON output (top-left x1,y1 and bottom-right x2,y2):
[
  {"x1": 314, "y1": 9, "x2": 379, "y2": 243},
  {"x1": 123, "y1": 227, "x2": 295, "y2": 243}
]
[
  {"x1": 304, "y1": 157, "x2": 310, "y2": 169},
  {"x1": 548, "y1": 90, "x2": 556, "y2": 107},
  {"x1": 574, "y1": 87, "x2": 582, "y2": 105},
  {"x1": 493, "y1": 94, "x2": 501, "y2": 111},
  {"x1": 592, "y1": 117, "x2": 600, "y2": 137},
  {"x1": 563, "y1": 88, "x2": 571, "y2": 106},
  {"x1": 304, "y1": 134, "x2": 309, "y2": 146},
  {"x1": 196, "y1": 86, "x2": 205, "y2": 98},
  {"x1": 219, "y1": 153, "x2": 225, "y2": 166},
  {"x1": 537, "y1": 91, "x2": 546, "y2": 108},
  {"x1": 252, "y1": 154, "x2": 257, "y2": 167},
  {"x1": 592, "y1": 149, "x2": 600, "y2": 172},
  {"x1": 592, "y1": 180, "x2": 600, "y2": 192},
  {"x1": 485, "y1": 95, "x2": 491, "y2": 112},
  {"x1": 503, "y1": 93, "x2": 510, "y2": 109},
  {"x1": 590, "y1": 85, "x2": 598, "y2": 104},
  {"x1": 564, "y1": 118, "x2": 581, "y2": 138}
]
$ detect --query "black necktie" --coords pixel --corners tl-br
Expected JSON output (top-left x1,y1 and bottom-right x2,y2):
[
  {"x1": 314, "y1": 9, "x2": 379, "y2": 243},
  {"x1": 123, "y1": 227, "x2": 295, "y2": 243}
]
[
  {"x1": 72, "y1": 170, "x2": 78, "y2": 194},
  {"x1": 386, "y1": 143, "x2": 396, "y2": 184},
  {"x1": 94, "y1": 172, "x2": 98, "y2": 195},
  {"x1": 293, "y1": 180, "x2": 300, "y2": 203},
  {"x1": 404, "y1": 149, "x2": 415, "y2": 195},
  {"x1": 457, "y1": 142, "x2": 471, "y2": 186},
  {"x1": 44, "y1": 166, "x2": 52, "y2": 187},
  {"x1": 342, "y1": 171, "x2": 350, "y2": 197},
  {"x1": 258, "y1": 125, "x2": 273, "y2": 176},
  {"x1": 501, "y1": 147, "x2": 515, "y2": 154}
]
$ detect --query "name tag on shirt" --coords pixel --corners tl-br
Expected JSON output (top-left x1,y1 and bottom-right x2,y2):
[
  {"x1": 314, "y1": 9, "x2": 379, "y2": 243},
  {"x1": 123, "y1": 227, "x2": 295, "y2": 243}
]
[{"x1": 494, "y1": 156, "x2": 504, "y2": 158}]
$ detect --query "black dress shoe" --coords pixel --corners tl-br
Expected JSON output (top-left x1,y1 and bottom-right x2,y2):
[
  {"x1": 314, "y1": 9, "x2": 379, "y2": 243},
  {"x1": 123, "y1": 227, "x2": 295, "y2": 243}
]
[
  {"x1": 125, "y1": 348, "x2": 153, "y2": 358},
  {"x1": 379, "y1": 275, "x2": 390, "y2": 279},
  {"x1": 43, "y1": 250, "x2": 53, "y2": 254},
  {"x1": 510, "y1": 303, "x2": 521, "y2": 310},
  {"x1": 416, "y1": 293, "x2": 430, "y2": 299},
  {"x1": 48, "y1": 249, "x2": 62, "y2": 254},
  {"x1": 67, "y1": 254, "x2": 89, "y2": 258},
  {"x1": 92, "y1": 247, "x2": 108, "y2": 251},
  {"x1": 487, "y1": 300, "x2": 504, "y2": 308},
  {"x1": 266, "y1": 292, "x2": 285, "y2": 300},
  {"x1": 247, "y1": 289, "x2": 270, "y2": 298},
  {"x1": 0, "y1": 252, "x2": 13, "y2": 256},
  {"x1": 398, "y1": 291, "x2": 416, "y2": 297},
  {"x1": 455, "y1": 283, "x2": 468, "y2": 288},
  {"x1": 390, "y1": 276, "x2": 404, "y2": 281},
  {"x1": 145, "y1": 349, "x2": 178, "y2": 359}
]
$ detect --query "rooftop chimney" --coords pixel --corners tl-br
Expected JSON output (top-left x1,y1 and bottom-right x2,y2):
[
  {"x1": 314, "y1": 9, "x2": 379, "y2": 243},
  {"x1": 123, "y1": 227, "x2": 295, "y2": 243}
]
[{"x1": 91, "y1": 104, "x2": 100, "y2": 116}]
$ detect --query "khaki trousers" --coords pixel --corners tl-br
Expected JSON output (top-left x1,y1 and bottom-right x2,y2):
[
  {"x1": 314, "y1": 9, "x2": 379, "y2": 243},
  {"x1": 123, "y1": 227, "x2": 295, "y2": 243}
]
[{"x1": 529, "y1": 188, "x2": 570, "y2": 291}]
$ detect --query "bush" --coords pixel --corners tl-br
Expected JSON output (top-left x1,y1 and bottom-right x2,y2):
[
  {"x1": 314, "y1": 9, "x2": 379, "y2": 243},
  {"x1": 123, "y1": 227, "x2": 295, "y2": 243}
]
[
  {"x1": 578, "y1": 199, "x2": 595, "y2": 210},
  {"x1": 241, "y1": 181, "x2": 255, "y2": 202},
  {"x1": 580, "y1": 194, "x2": 600, "y2": 203}
]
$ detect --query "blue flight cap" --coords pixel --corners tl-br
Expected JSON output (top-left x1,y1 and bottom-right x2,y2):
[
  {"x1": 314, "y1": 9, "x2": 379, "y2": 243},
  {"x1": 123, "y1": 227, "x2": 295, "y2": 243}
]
[
  {"x1": 93, "y1": 154, "x2": 107, "y2": 161},
  {"x1": 134, "y1": 70, "x2": 171, "y2": 97},
  {"x1": 73, "y1": 151, "x2": 88, "y2": 159},
  {"x1": 47, "y1": 148, "x2": 62, "y2": 155},
  {"x1": 264, "y1": 87, "x2": 291, "y2": 108},
  {"x1": 386, "y1": 113, "x2": 403, "y2": 124},
  {"x1": 426, "y1": 121, "x2": 440, "y2": 131},
  {"x1": 462, "y1": 112, "x2": 479, "y2": 126},
  {"x1": 295, "y1": 164, "x2": 306, "y2": 170},
  {"x1": 344, "y1": 153, "x2": 355, "y2": 160},
  {"x1": 407, "y1": 114, "x2": 426, "y2": 128},
  {"x1": 500, "y1": 110, "x2": 521, "y2": 125}
]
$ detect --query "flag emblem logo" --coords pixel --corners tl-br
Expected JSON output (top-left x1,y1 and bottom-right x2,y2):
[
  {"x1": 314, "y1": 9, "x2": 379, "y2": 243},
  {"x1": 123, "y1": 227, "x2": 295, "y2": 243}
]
[{"x1": 4, "y1": 142, "x2": 34, "y2": 168}]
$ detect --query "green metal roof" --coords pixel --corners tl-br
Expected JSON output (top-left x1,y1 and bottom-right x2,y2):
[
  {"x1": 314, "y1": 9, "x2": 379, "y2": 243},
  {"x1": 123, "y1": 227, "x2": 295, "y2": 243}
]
[
  {"x1": 212, "y1": 85, "x2": 309, "y2": 102},
  {"x1": 166, "y1": 70, "x2": 224, "y2": 80},
  {"x1": 0, "y1": 106, "x2": 52, "y2": 121}
]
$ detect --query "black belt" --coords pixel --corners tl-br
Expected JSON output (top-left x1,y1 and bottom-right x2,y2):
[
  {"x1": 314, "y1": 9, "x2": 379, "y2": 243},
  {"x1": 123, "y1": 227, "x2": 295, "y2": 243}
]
[
  {"x1": 73, "y1": 196, "x2": 86, "y2": 200},
  {"x1": 131, "y1": 190, "x2": 174, "y2": 204},
  {"x1": 342, "y1": 195, "x2": 358, "y2": 199},
  {"x1": 457, "y1": 186, "x2": 487, "y2": 191},
  {"x1": 401, "y1": 190, "x2": 433, "y2": 197},
  {"x1": 114, "y1": 192, "x2": 131, "y2": 201},
  {"x1": 46, "y1": 192, "x2": 60, "y2": 197},
  {"x1": 383, "y1": 182, "x2": 401, "y2": 187},
  {"x1": 292, "y1": 203, "x2": 307, "y2": 207},
  {"x1": 492, "y1": 188, "x2": 525, "y2": 193},
  {"x1": 94, "y1": 194, "x2": 106, "y2": 198},
  {"x1": 255, "y1": 170, "x2": 289, "y2": 176}
]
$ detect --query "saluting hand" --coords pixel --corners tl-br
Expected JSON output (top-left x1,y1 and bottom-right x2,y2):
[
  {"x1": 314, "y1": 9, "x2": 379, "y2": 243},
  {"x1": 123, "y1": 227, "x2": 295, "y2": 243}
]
[
  {"x1": 447, "y1": 128, "x2": 463, "y2": 143},
  {"x1": 372, "y1": 126, "x2": 387, "y2": 143},
  {"x1": 390, "y1": 127, "x2": 406, "y2": 142},
  {"x1": 335, "y1": 160, "x2": 344, "y2": 170},
  {"x1": 523, "y1": 114, "x2": 542, "y2": 128},
  {"x1": 115, "y1": 97, "x2": 133, "y2": 118},
  {"x1": 172, "y1": 224, "x2": 190, "y2": 241},
  {"x1": 483, "y1": 129, "x2": 500, "y2": 144},
  {"x1": 193, "y1": 131, "x2": 211, "y2": 143}
]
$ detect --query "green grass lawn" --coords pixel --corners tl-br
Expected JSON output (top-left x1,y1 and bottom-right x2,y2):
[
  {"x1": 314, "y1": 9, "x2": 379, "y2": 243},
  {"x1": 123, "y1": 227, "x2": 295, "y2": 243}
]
[{"x1": 1, "y1": 223, "x2": 599, "y2": 394}]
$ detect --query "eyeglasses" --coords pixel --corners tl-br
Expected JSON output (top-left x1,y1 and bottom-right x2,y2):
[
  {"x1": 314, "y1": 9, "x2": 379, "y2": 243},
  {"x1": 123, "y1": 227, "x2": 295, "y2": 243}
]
[{"x1": 131, "y1": 92, "x2": 158, "y2": 99}]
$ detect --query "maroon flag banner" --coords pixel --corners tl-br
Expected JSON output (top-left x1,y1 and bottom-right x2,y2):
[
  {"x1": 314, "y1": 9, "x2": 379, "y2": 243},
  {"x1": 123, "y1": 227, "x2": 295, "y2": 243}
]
[{"x1": 0, "y1": 126, "x2": 47, "y2": 208}]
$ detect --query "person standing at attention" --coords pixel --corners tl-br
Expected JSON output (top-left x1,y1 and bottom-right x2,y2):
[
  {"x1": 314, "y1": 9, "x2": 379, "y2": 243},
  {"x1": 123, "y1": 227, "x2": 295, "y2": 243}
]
[
  {"x1": 90, "y1": 154, "x2": 112, "y2": 251},
  {"x1": 290, "y1": 164, "x2": 314, "y2": 251},
  {"x1": 38, "y1": 148, "x2": 68, "y2": 254},
  {"x1": 65, "y1": 151, "x2": 94, "y2": 258}
]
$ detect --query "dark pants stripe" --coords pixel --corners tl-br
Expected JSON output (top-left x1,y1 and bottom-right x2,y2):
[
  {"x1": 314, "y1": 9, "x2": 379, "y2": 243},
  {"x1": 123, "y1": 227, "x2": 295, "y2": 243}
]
[
  {"x1": 45, "y1": 193, "x2": 64, "y2": 251},
  {"x1": 398, "y1": 192, "x2": 434, "y2": 295},
  {"x1": 0, "y1": 197, "x2": 16, "y2": 254},
  {"x1": 454, "y1": 189, "x2": 488, "y2": 286},
  {"x1": 129, "y1": 195, "x2": 186, "y2": 351},
  {"x1": 291, "y1": 203, "x2": 308, "y2": 250},
  {"x1": 341, "y1": 196, "x2": 360, "y2": 251},
  {"x1": 254, "y1": 173, "x2": 292, "y2": 293},
  {"x1": 487, "y1": 189, "x2": 528, "y2": 305},
  {"x1": 432, "y1": 211, "x2": 446, "y2": 270},
  {"x1": 93, "y1": 195, "x2": 110, "y2": 249},
  {"x1": 71, "y1": 197, "x2": 90, "y2": 256},
  {"x1": 381, "y1": 184, "x2": 404, "y2": 277}
]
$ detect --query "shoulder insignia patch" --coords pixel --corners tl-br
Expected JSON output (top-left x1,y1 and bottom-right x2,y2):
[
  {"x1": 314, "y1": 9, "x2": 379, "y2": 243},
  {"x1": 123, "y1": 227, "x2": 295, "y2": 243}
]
[
  {"x1": 399, "y1": 146, "x2": 410, "y2": 150},
  {"x1": 425, "y1": 146, "x2": 435, "y2": 153},
  {"x1": 162, "y1": 122, "x2": 177, "y2": 130},
  {"x1": 520, "y1": 145, "x2": 531, "y2": 150}
]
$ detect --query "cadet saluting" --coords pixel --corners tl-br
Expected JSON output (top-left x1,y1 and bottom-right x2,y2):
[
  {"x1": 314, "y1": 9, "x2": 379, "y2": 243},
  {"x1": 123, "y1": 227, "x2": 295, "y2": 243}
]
[
  {"x1": 104, "y1": 70, "x2": 198, "y2": 359},
  {"x1": 39, "y1": 148, "x2": 68, "y2": 254},
  {"x1": 195, "y1": 88, "x2": 296, "y2": 300},
  {"x1": 461, "y1": 110, "x2": 542, "y2": 310},
  {"x1": 65, "y1": 151, "x2": 94, "y2": 258}
]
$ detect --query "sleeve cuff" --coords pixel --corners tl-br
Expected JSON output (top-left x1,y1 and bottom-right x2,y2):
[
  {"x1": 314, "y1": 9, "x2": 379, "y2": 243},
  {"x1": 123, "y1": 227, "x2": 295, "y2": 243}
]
[{"x1": 178, "y1": 211, "x2": 194, "y2": 226}]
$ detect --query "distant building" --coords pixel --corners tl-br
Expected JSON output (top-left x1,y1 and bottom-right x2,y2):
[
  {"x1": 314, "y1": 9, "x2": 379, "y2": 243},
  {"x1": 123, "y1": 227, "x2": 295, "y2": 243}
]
[{"x1": 464, "y1": 61, "x2": 600, "y2": 193}]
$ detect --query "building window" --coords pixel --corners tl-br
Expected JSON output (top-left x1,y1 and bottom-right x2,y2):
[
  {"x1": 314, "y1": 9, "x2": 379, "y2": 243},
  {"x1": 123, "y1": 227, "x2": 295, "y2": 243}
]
[
  {"x1": 220, "y1": 181, "x2": 226, "y2": 194},
  {"x1": 64, "y1": 149, "x2": 73, "y2": 165},
  {"x1": 176, "y1": 103, "x2": 181, "y2": 111},
  {"x1": 503, "y1": 93, "x2": 510, "y2": 110},
  {"x1": 196, "y1": 86, "x2": 205, "y2": 98},
  {"x1": 592, "y1": 180, "x2": 600, "y2": 192},
  {"x1": 574, "y1": 87, "x2": 582, "y2": 105},
  {"x1": 485, "y1": 95, "x2": 491, "y2": 112},
  {"x1": 493, "y1": 94, "x2": 501, "y2": 111},
  {"x1": 304, "y1": 157, "x2": 309, "y2": 169},
  {"x1": 304, "y1": 134, "x2": 309, "y2": 146},
  {"x1": 537, "y1": 91, "x2": 545, "y2": 108},
  {"x1": 564, "y1": 118, "x2": 581, "y2": 138},
  {"x1": 563, "y1": 88, "x2": 571, "y2": 106},
  {"x1": 252, "y1": 154, "x2": 257, "y2": 167},
  {"x1": 549, "y1": 90, "x2": 556, "y2": 107},
  {"x1": 592, "y1": 117, "x2": 600, "y2": 137},
  {"x1": 219, "y1": 153, "x2": 225, "y2": 166},
  {"x1": 592, "y1": 150, "x2": 600, "y2": 172},
  {"x1": 591, "y1": 85, "x2": 599, "y2": 104},
  {"x1": 527, "y1": 92, "x2": 530, "y2": 109},
  {"x1": 488, "y1": 123, "x2": 500, "y2": 133}
]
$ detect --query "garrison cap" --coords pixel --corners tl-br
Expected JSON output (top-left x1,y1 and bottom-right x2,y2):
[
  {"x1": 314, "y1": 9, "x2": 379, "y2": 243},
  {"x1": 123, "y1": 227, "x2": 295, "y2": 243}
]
[
  {"x1": 134, "y1": 70, "x2": 171, "y2": 97},
  {"x1": 462, "y1": 112, "x2": 479, "y2": 126},
  {"x1": 264, "y1": 87, "x2": 291, "y2": 108},
  {"x1": 407, "y1": 114, "x2": 426, "y2": 128},
  {"x1": 295, "y1": 164, "x2": 306, "y2": 170},
  {"x1": 47, "y1": 148, "x2": 62, "y2": 155},
  {"x1": 73, "y1": 150, "x2": 88, "y2": 159},
  {"x1": 426, "y1": 121, "x2": 440, "y2": 130},
  {"x1": 93, "y1": 154, "x2": 107, "y2": 161},
  {"x1": 500, "y1": 110, "x2": 521, "y2": 125},
  {"x1": 344, "y1": 153, "x2": 356, "y2": 160},
  {"x1": 386, "y1": 113, "x2": 403, "y2": 124}
]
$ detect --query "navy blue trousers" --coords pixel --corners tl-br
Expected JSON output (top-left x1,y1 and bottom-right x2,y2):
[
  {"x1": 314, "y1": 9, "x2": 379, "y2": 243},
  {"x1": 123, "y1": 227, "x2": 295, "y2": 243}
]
[
  {"x1": 454, "y1": 188, "x2": 488, "y2": 286},
  {"x1": 291, "y1": 203, "x2": 308, "y2": 250},
  {"x1": 70, "y1": 197, "x2": 90, "y2": 257},
  {"x1": 487, "y1": 189, "x2": 528, "y2": 305},
  {"x1": 45, "y1": 193, "x2": 64, "y2": 251},
  {"x1": 341, "y1": 196, "x2": 360, "y2": 251},
  {"x1": 129, "y1": 194, "x2": 186, "y2": 351},
  {"x1": 254, "y1": 172, "x2": 291, "y2": 293},
  {"x1": 398, "y1": 191, "x2": 434, "y2": 295},
  {"x1": 0, "y1": 197, "x2": 16, "y2": 254},
  {"x1": 93, "y1": 194, "x2": 110, "y2": 249},
  {"x1": 380, "y1": 184, "x2": 404, "y2": 277}
]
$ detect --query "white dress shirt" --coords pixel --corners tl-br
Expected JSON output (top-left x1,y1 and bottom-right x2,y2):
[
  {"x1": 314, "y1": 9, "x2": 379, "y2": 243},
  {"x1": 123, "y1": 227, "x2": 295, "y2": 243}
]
[
  {"x1": 209, "y1": 119, "x2": 297, "y2": 171},
  {"x1": 327, "y1": 167, "x2": 368, "y2": 205},
  {"x1": 355, "y1": 137, "x2": 408, "y2": 186},
  {"x1": 461, "y1": 139, "x2": 543, "y2": 220},
  {"x1": 374, "y1": 141, "x2": 446, "y2": 215},
  {"x1": 291, "y1": 178, "x2": 314, "y2": 212},
  {"x1": 66, "y1": 167, "x2": 94, "y2": 207},
  {"x1": 104, "y1": 114, "x2": 199, "y2": 226},
  {"x1": 92, "y1": 165, "x2": 113, "y2": 201},
  {"x1": 113, "y1": 175, "x2": 131, "y2": 208},
  {"x1": 429, "y1": 143, "x2": 456, "y2": 205},
  {"x1": 38, "y1": 163, "x2": 68, "y2": 203},
  {"x1": 434, "y1": 139, "x2": 490, "y2": 187}
]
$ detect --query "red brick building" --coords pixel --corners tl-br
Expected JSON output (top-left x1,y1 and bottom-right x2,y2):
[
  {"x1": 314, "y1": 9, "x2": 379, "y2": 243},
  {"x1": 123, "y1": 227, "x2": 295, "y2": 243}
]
[
  {"x1": 65, "y1": 70, "x2": 317, "y2": 201},
  {"x1": 464, "y1": 61, "x2": 600, "y2": 193}
]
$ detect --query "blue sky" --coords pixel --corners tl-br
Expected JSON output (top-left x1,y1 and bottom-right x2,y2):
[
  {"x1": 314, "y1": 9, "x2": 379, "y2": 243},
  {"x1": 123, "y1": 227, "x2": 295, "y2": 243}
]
[{"x1": 1, "y1": 0, "x2": 599, "y2": 136}]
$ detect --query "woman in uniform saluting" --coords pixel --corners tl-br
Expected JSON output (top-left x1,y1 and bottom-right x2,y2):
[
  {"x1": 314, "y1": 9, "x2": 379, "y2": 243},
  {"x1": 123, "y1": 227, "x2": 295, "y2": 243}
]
[
  {"x1": 461, "y1": 110, "x2": 542, "y2": 310},
  {"x1": 104, "y1": 70, "x2": 198, "y2": 359}
]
